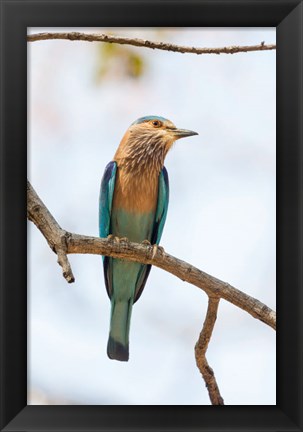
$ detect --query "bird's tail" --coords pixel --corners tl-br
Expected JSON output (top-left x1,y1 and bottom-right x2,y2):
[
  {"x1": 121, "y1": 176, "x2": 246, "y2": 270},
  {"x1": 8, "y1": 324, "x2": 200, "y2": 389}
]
[{"x1": 107, "y1": 299, "x2": 132, "y2": 362}]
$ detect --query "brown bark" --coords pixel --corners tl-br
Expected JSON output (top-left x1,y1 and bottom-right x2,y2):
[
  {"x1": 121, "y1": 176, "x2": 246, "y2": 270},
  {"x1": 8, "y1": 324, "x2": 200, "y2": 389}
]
[
  {"x1": 27, "y1": 32, "x2": 276, "y2": 55},
  {"x1": 195, "y1": 297, "x2": 224, "y2": 405}
]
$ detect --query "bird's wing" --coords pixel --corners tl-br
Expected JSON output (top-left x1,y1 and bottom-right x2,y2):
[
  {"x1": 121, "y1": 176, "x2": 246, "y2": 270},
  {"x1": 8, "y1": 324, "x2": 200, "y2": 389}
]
[
  {"x1": 99, "y1": 161, "x2": 117, "y2": 299},
  {"x1": 151, "y1": 165, "x2": 169, "y2": 245},
  {"x1": 99, "y1": 161, "x2": 117, "y2": 239},
  {"x1": 133, "y1": 166, "x2": 169, "y2": 303}
]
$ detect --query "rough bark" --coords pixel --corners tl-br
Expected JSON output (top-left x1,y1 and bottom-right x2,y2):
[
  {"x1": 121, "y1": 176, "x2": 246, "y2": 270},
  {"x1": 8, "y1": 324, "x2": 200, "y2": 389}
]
[
  {"x1": 195, "y1": 297, "x2": 224, "y2": 405},
  {"x1": 27, "y1": 32, "x2": 276, "y2": 55}
]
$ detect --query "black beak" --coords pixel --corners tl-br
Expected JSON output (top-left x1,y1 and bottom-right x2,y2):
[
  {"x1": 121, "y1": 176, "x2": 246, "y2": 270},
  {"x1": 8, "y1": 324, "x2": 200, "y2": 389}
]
[{"x1": 171, "y1": 128, "x2": 198, "y2": 139}]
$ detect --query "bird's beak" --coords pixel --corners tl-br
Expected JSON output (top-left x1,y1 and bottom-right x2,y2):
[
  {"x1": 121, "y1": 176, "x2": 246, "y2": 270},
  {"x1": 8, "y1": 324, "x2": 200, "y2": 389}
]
[{"x1": 170, "y1": 128, "x2": 199, "y2": 139}]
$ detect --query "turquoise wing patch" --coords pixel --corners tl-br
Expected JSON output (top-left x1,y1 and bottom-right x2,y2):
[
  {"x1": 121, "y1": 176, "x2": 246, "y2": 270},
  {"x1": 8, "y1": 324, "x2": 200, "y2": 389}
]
[
  {"x1": 99, "y1": 161, "x2": 117, "y2": 299},
  {"x1": 152, "y1": 166, "x2": 169, "y2": 245},
  {"x1": 99, "y1": 161, "x2": 117, "y2": 239}
]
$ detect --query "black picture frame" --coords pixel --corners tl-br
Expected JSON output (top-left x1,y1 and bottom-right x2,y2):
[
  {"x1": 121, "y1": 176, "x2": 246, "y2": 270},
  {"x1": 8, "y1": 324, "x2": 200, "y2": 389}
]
[{"x1": 1, "y1": 0, "x2": 302, "y2": 430}]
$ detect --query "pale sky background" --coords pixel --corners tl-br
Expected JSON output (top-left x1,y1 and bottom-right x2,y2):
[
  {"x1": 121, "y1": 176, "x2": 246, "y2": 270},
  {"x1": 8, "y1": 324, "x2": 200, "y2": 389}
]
[{"x1": 27, "y1": 27, "x2": 276, "y2": 405}]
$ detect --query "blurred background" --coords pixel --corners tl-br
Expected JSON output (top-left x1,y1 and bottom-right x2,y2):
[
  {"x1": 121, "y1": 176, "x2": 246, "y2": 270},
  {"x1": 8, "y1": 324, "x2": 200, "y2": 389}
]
[{"x1": 28, "y1": 27, "x2": 276, "y2": 405}]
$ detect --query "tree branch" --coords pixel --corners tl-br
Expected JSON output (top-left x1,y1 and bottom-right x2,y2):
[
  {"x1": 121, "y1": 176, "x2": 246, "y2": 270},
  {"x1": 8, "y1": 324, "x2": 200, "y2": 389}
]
[
  {"x1": 27, "y1": 180, "x2": 75, "y2": 283},
  {"x1": 27, "y1": 180, "x2": 276, "y2": 331},
  {"x1": 27, "y1": 32, "x2": 276, "y2": 55},
  {"x1": 28, "y1": 179, "x2": 275, "y2": 404},
  {"x1": 195, "y1": 296, "x2": 224, "y2": 405}
]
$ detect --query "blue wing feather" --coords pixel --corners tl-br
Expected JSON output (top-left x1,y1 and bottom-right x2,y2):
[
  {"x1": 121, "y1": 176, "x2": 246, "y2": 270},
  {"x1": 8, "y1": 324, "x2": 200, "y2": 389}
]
[
  {"x1": 134, "y1": 166, "x2": 169, "y2": 302},
  {"x1": 99, "y1": 161, "x2": 117, "y2": 299},
  {"x1": 99, "y1": 161, "x2": 117, "y2": 239},
  {"x1": 152, "y1": 166, "x2": 169, "y2": 245}
]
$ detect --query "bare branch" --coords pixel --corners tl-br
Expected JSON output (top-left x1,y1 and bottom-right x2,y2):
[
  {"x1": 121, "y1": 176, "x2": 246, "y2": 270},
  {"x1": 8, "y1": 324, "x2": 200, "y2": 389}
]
[
  {"x1": 27, "y1": 180, "x2": 276, "y2": 331},
  {"x1": 27, "y1": 32, "x2": 276, "y2": 55},
  {"x1": 27, "y1": 181, "x2": 75, "y2": 283},
  {"x1": 195, "y1": 297, "x2": 224, "y2": 405}
]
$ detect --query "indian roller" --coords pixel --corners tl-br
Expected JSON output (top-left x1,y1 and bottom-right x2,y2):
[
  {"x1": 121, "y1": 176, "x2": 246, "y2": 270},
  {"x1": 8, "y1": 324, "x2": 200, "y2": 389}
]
[{"x1": 99, "y1": 115, "x2": 198, "y2": 361}]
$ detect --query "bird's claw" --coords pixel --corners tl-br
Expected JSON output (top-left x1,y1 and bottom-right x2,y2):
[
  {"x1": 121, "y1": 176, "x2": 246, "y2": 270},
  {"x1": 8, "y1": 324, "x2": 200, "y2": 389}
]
[
  {"x1": 120, "y1": 237, "x2": 129, "y2": 243},
  {"x1": 151, "y1": 244, "x2": 165, "y2": 259},
  {"x1": 141, "y1": 240, "x2": 164, "y2": 258},
  {"x1": 141, "y1": 240, "x2": 165, "y2": 258},
  {"x1": 158, "y1": 245, "x2": 165, "y2": 254},
  {"x1": 107, "y1": 234, "x2": 123, "y2": 243}
]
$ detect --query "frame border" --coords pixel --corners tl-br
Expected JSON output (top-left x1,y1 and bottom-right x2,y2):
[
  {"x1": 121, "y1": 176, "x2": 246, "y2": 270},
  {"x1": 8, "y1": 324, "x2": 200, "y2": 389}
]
[{"x1": 1, "y1": 0, "x2": 302, "y2": 431}]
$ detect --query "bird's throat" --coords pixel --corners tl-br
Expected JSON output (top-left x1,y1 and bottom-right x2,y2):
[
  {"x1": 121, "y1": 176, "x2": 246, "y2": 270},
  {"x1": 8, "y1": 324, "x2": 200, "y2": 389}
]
[{"x1": 113, "y1": 134, "x2": 170, "y2": 212}]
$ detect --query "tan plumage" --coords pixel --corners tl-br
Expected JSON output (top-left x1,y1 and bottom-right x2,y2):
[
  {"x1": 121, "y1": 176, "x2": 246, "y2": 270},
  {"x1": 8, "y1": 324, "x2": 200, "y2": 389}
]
[
  {"x1": 112, "y1": 168, "x2": 158, "y2": 213},
  {"x1": 113, "y1": 120, "x2": 176, "y2": 213}
]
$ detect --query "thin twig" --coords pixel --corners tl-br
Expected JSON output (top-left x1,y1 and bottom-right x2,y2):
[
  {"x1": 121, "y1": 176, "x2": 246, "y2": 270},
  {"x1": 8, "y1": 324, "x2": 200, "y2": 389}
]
[
  {"x1": 27, "y1": 180, "x2": 276, "y2": 331},
  {"x1": 27, "y1": 32, "x2": 276, "y2": 55},
  {"x1": 195, "y1": 297, "x2": 224, "y2": 405}
]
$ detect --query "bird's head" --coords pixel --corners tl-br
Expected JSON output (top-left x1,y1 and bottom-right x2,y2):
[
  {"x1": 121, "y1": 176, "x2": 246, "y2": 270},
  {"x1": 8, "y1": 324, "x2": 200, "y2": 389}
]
[
  {"x1": 114, "y1": 115, "x2": 198, "y2": 172},
  {"x1": 129, "y1": 115, "x2": 198, "y2": 147}
]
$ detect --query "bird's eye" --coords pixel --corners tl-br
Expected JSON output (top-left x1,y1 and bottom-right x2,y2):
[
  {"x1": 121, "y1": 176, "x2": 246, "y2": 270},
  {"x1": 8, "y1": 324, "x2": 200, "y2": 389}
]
[{"x1": 152, "y1": 120, "x2": 162, "y2": 127}]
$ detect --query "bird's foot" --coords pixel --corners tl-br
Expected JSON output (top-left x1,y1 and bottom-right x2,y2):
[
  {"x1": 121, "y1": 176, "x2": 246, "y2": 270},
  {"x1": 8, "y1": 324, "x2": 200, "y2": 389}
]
[
  {"x1": 151, "y1": 244, "x2": 165, "y2": 259},
  {"x1": 141, "y1": 240, "x2": 165, "y2": 258},
  {"x1": 107, "y1": 234, "x2": 125, "y2": 244},
  {"x1": 120, "y1": 237, "x2": 129, "y2": 243},
  {"x1": 157, "y1": 245, "x2": 165, "y2": 254}
]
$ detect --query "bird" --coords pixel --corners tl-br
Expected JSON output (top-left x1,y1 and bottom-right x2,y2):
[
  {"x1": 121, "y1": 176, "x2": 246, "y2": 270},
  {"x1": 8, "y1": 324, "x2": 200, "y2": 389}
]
[{"x1": 99, "y1": 115, "x2": 198, "y2": 361}]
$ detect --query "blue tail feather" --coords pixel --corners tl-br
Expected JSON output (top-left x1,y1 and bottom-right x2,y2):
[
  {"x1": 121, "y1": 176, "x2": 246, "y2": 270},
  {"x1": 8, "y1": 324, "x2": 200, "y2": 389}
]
[
  {"x1": 107, "y1": 336, "x2": 129, "y2": 361},
  {"x1": 107, "y1": 299, "x2": 132, "y2": 362}
]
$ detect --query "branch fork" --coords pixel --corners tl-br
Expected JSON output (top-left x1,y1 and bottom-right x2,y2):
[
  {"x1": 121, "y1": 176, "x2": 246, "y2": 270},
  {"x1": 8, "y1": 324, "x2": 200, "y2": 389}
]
[{"x1": 55, "y1": 231, "x2": 75, "y2": 283}]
